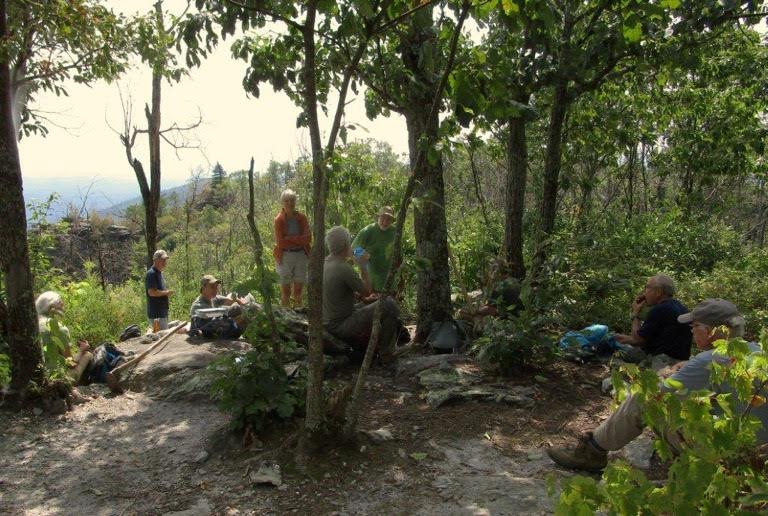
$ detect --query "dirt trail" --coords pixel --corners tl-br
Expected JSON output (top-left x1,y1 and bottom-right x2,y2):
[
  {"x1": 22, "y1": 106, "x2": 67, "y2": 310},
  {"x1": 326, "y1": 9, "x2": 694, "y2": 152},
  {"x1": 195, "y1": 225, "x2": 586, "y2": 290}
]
[{"x1": 0, "y1": 360, "x2": 617, "y2": 515}]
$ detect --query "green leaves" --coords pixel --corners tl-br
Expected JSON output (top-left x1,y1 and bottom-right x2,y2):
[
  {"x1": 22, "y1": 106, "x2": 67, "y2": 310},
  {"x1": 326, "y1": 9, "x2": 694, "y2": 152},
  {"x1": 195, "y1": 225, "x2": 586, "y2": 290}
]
[
  {"x1": 208, "y1": 349, "x2": 306, "y2": 431},
  {"x1": 556, "y1": 334, "x2": 768, "y2": 513},
  {"x1": 660, "y1": 0, "x2": 681, "y2": 8},
  {"x1": 622, "y1": 22, "x2": 643, "y2": 43},
  {"x1": 6, "y1": 0, "x2": 132, "y2": 137}
]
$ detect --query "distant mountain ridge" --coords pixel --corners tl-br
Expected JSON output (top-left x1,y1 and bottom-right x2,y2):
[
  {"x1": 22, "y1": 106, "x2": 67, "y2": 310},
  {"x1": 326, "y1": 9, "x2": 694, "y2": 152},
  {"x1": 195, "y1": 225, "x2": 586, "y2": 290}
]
[{"x1": 98, "y1": 179, "x2": 211, "y2": 218}]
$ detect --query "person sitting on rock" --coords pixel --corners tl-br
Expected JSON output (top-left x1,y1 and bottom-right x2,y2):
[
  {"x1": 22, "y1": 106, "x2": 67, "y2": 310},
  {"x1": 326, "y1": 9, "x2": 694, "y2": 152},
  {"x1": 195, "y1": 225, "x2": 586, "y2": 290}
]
[
  {"x1": 35, "y1": 291, "x2": 92, "y2": 383},
  {"x1": 189, "y1": 275, "x2": 250, "y2": 339},
  {"x1": 614, "y1": 274, "x2": 692, "y2": 362},
  {"x1": 547, "y1": 299, "x2": 768, "y2": 472},
  {"x1": 323, "y1": 225, "x2": 399, "y2": 365}
]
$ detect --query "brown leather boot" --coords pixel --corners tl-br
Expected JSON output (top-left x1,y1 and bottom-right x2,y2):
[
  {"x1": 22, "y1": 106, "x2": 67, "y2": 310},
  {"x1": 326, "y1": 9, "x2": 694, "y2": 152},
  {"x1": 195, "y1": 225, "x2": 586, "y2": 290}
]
[{"x1": 547, "y1": 432, "x2": 608, "y2": 472}]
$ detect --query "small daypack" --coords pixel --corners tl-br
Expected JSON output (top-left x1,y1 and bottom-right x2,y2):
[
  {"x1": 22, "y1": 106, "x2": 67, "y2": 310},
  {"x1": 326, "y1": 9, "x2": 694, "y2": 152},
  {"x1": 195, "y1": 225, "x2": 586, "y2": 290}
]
[
  {"x1": 426, "y1": 318, "x2": 469, "y2": 354},
  {"x1": 85, "y1": 343, "x2": 126, "y2": 384},
  {"x1": 118, "y1": 324, "x2": 141, "y2": 342},
  {"x1": 190, "y1": 316, "x2": 243, "y2": 340}
]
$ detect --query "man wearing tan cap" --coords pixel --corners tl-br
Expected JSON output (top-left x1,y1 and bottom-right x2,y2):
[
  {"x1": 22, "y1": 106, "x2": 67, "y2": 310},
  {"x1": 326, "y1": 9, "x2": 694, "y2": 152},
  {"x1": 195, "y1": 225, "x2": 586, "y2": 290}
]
[
  {"x1": 189, "y1": 275, "x2": 246, "y2": 317},
  {"x1": 547, "y1": 299, "x2": 768, "y2": 472},
  {"x1": 189, "y1": 275, "x2": 249, "y2": 338},
  {"x1": 351, "y1": 206, "x2": 396, "y2": 292}
]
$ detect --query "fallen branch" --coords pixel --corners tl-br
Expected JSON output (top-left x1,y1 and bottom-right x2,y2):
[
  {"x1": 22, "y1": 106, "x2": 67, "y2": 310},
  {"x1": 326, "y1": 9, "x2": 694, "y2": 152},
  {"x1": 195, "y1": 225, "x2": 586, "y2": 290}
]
[{"x1": 105, "y1": 322, "x2": 187, "y2": 392}]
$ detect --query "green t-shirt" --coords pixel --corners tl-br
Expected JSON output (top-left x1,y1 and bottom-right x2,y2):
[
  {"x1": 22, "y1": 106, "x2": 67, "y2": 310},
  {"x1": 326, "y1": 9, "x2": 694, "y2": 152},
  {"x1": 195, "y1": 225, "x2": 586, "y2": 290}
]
[
  {"x1": 323, "y1": 257, "x2": 365, "y2": 327},
  {"x1": 351, "y1": 223, "x2": 395, "y2": 291}
]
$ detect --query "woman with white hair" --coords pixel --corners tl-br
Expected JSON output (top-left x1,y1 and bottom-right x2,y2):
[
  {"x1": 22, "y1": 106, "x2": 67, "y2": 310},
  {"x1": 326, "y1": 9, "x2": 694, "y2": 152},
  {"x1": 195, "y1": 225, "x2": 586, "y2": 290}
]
[
  {"x1": 36, "y1": 291, "x2": 92, "y2": 383},
  {"x1": 273, "y1": 189, "x2": 312, "y2": 309}
]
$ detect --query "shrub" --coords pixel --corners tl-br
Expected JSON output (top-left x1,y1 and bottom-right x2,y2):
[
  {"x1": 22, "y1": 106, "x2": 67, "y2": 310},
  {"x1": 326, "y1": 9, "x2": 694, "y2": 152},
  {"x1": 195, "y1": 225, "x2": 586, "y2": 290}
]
[
  {"x1": 208, "y1": 350, "x2": 305, "y2": 432},
  {"x1": 42, "y1": 317, "x2": 74, "y2": 381},
  {"x1": 553, "y1": 334, "x2": 768, "y2": 514},
  {"x1": 538, "y1": 210, "x2": 749, "y2": 333},
  {"x1": 471, "y1": 310, "x2": 556, "y2": 375},
  {"x1": 59, "y1": 268, "x2": 145, "y2": 343}
]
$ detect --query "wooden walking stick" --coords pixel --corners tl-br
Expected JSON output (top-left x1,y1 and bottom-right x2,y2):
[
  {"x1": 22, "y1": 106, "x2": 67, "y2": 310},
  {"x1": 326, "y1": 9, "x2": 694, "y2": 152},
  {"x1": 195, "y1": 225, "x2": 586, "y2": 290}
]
[{"x1": 106, "y1": 322, "x2": 187, "y2": 393}]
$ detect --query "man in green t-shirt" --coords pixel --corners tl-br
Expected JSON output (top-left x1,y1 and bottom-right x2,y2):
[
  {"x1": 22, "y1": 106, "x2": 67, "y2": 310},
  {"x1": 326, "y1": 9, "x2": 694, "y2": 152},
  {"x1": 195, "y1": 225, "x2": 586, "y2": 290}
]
[{"x1": 352, "y1": 206, "x2": 396, "y2": 292}]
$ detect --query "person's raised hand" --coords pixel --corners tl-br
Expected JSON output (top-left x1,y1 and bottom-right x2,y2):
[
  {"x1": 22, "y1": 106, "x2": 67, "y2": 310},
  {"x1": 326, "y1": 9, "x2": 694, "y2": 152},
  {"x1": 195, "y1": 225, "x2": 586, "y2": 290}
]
[
  {"x1": 631, "y1": 295, "x2": 646, "y2": 316},
  {"x1": 77, "y1": 340, "x2": 90, "y2": 351}
]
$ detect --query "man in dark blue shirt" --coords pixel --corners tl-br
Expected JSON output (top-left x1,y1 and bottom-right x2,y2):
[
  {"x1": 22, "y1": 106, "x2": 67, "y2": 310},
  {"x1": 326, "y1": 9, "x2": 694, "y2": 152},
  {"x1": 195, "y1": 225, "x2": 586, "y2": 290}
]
[
  {"x1": 145, "y1": 249, "x2": 174, "y2": 330},
  {"x1": 615, "y1": 274, "x2": 692, "y2": 360}
]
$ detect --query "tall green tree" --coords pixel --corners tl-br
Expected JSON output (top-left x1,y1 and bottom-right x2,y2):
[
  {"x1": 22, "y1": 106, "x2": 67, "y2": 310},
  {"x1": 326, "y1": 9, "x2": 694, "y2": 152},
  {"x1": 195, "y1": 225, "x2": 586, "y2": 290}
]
[
  {"x1": 0, "y1": 0, "x2": 42, "y2": 394},
  {"x1": 359, "y1": 0, "x2": 471, "y2": 341},
  {"x1": 9, "y1": 0, "x2": 130, "y2": 138},
  {"x1": 1, "y1": 0, "x2": 129, "y2": 395}
]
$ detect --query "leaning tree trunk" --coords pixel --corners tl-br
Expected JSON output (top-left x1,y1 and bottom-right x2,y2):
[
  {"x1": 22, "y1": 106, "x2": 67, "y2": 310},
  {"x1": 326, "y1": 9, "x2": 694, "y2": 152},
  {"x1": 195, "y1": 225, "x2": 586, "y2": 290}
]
[
  {"x1": 0, "y1": 0, "x2": 43, "y2": 393},
  {"x1": 503, "y1": 110, "x2": 529, "y2": 280},
  {"x1": 402, "y1": 8, "x2": 452, "y2": 343},
  {"x1": 302, "y1": 1, "x2": 327, "y2": 438},
  {"x1": 144, "y1": 59, "x2": 162, "y2": 266}
]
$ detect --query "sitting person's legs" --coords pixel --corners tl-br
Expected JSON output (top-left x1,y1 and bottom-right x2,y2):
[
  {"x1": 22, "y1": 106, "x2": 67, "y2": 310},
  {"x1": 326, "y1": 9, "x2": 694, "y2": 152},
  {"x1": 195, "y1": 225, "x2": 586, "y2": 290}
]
[
  {"x1": 71, "y1": 350, "x2": 93, "y2": 383},
  {"x1": 332, "y1": 297, "x2": 399, "y2": 363}
]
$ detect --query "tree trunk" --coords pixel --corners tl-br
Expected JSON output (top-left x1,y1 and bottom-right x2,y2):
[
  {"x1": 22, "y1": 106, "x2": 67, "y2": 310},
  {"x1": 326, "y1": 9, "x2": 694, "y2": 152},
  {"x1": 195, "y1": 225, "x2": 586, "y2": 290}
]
[
  {"x1": 0, "y1": 0, "x2": 44, "y2": 393},
  {"x1": 302, "y1": 1, "x2": 327, "y2": 437},
  {"x1": 467, "y1": 144, "x2": 490, "y2": 228},
  {"x1": 402, "y1": 9, "x2": 451, "y2": 342},
  {"x1": 135, "y1": 1, "x2": 165, "y2": 268},
  {"x1": 538, "y1": 80, "x2": 569, "y2": 239},
  {"x1": 531, "y1": 79, "x2": 570, "y2": 277},
  {"x1": 626, "y1": 143, "x2": 636, "y2": 220},
  {"x1": 504, "y1": 111, "x2": 529, "y2": 280},
  {"x1": 246, "y1": 158, "x2": 280, "y2": 356},
  {"x1": 145, "y1": 60, "x2": 162, "y2": 266}
]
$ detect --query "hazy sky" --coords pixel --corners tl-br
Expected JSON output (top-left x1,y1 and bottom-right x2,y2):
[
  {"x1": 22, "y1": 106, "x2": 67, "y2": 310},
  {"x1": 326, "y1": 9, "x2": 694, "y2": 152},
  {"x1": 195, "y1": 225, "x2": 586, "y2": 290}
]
[{"x1": 18, "y1": 0, "x2": 409, "y2": 189}]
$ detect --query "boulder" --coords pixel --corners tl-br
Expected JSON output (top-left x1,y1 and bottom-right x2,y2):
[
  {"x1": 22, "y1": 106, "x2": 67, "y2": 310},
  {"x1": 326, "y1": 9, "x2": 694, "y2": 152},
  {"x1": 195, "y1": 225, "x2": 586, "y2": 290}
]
[
  {"x1": 395, "y1": 354, "x2": 471, "y2": 382},
  {"x1": 118, "y1": 334, "x2": 250, "y2": 401},
  {"x1": 403, "y1": 354, "x2": 536, "y2": 409}
]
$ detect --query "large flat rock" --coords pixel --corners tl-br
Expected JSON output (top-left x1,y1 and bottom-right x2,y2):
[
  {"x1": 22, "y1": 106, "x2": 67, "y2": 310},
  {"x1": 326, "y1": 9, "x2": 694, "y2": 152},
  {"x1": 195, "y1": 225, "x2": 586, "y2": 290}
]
[{"x1": 118, "y1": 334, "x2": 250, "y2": 401}]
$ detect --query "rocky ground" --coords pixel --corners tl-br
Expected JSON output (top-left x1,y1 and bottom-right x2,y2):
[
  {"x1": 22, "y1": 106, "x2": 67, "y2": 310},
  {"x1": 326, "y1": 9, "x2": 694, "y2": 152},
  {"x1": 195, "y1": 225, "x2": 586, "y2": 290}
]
[{"x1": 0, "y1": 334, "x2": 655, "y2": 515}]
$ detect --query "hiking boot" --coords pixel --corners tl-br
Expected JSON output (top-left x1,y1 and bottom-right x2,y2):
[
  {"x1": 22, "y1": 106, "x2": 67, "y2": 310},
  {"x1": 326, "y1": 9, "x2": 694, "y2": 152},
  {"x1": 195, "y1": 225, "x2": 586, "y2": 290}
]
[{"x1": 547, "y1": 432, "x2": 608, "y2": 472}]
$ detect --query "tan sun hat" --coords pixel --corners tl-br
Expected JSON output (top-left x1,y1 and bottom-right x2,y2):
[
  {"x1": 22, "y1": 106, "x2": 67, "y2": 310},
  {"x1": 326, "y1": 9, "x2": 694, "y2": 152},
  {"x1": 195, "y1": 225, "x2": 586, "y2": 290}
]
[
  {"x1": 200, "y1": 274, "x2": 221, "y2": 290},
  {"x1": 377, "y1": 206, "x2": 396, "y2": 221}
]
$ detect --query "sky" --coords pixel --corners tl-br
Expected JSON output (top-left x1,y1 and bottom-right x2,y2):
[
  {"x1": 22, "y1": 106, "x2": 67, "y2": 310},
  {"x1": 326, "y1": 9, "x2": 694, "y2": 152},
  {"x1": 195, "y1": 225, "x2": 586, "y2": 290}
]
[{"x1": 17, "y1": 0, "x2": 409, "y2": 207}]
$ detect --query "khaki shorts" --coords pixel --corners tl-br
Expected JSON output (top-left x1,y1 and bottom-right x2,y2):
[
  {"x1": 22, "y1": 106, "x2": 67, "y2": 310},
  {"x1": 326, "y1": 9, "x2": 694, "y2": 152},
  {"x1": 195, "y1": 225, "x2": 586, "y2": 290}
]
[{"x1": 277, "y1": 250, "x2": 308, "y2": 284}]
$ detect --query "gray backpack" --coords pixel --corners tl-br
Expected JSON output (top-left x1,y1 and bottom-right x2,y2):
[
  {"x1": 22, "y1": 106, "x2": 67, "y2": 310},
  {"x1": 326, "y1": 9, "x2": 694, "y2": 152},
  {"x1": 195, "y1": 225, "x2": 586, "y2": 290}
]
[{"x1": 426, "y1": 319, "x2": 469, "y2": 354}]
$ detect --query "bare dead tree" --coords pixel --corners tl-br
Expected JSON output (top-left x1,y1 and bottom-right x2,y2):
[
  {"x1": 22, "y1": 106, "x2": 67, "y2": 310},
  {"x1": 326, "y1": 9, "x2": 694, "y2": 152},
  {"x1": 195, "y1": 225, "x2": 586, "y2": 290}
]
[{"x1": 108, "y1": 82, "x2": 202, "y2": 267}]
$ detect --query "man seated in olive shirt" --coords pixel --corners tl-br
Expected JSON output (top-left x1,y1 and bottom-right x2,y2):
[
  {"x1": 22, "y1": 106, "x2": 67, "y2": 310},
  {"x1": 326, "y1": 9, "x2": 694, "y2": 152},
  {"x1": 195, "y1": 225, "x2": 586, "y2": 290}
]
[
  {"x1": 190, "y1": 275, "x2": 249, "y2": 337},
  {"x1": 323, "y1": 225, "x2": 399, "y2": 365},
  {"x1": 615, "y1": 274, "x2": 692, "y2": 361}
]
